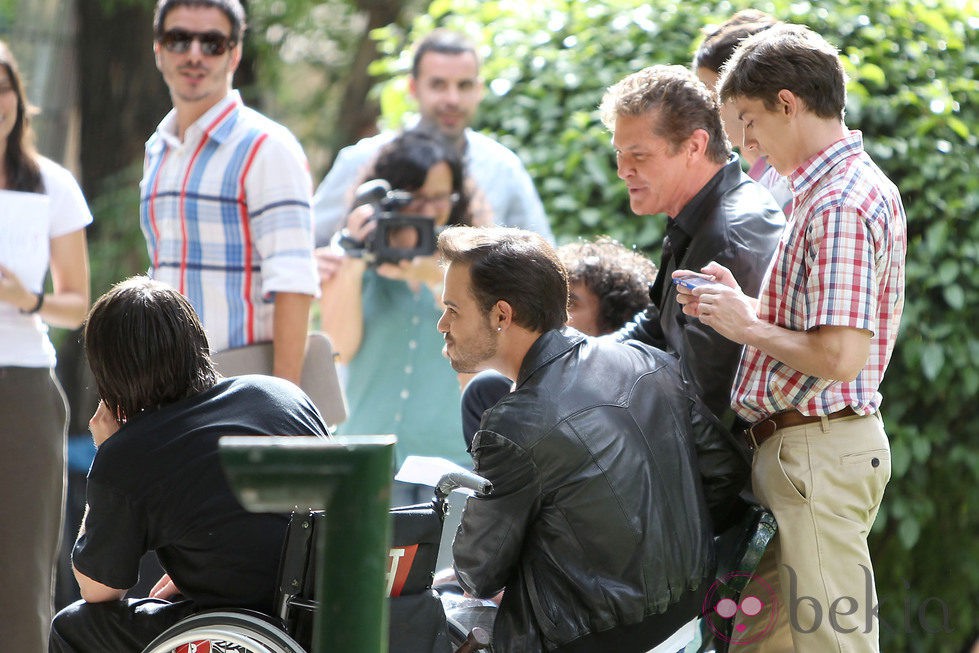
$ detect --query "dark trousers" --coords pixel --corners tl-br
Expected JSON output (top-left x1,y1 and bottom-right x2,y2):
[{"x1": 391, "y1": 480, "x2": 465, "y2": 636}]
[
  {"x1": 554, "y1": 582, "x2": 706, "y2": 653},
  {"x1": 0, "y1": 367, "x2": 68, "y2": 651},
  {"x1": 49, "y1": 598, "x2": 196, "y2": 653}
]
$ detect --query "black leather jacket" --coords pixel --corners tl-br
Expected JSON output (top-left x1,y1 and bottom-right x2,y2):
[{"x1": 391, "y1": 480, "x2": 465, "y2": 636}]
[
  {"x1": 453, "y1": 329, "x2": 748, "y2": 652},
  {"x1": 617, "y1": 157, "x2": 786, "y2": 424}
]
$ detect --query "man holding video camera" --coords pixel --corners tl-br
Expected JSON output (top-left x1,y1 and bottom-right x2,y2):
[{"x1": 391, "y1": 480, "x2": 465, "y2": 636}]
[{"x1": 320, "y1": 128, "x2": 483, "y2": 472}]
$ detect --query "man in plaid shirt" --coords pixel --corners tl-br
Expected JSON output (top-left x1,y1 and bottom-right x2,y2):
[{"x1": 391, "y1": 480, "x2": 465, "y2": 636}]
[
  {"x1": 675, "y1": 25, "x2": 906, "y2": 652},
  {"x1": 141, "y1": 0, "x2": 318, "y2": 385}
]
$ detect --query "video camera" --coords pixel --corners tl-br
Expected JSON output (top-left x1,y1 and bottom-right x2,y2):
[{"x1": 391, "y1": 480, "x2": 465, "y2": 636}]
[{"x1": 337, "y1": 179, "x2": 437, "y2": 266}]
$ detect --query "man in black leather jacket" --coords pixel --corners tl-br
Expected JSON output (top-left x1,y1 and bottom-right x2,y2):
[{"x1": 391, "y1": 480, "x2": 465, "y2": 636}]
[
  {"x1": 436, "y1": 226, "x2": 747, "y2": 653},
  {"x1": 599, "y1": 65, "x2": 785, "y2": 427}
]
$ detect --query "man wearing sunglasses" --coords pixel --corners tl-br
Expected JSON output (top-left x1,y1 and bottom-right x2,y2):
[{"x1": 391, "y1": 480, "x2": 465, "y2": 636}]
[{"x1": 140, "y1": 0, "x2": 318, "y2": 386}]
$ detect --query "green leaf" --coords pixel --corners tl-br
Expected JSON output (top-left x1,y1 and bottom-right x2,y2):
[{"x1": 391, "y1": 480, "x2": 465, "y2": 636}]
[
  {"x1": 947, "y1": 115, "x2": 971, "y2": 140},
  {"x1": 920, "y1": 342, "x2": 945, "y2": 380},
  {"x1": 858, "y1": 62, "x2": 887, "y2": 88},
  {"x1": 937, "y1": 259, "x2": 958, "y2": 284},
  {"x1": 910, "y1": 436, "x2": 932, "y2": 463},
  {"x1": 890, "y1": 440, "x2": 911, "y2": 477},
  {"x1": 898, "y1": 518, "x2": 921, "y2": 549},
  {"x1": 943, "y1": 284, "x2": 965, "y2": 310}
]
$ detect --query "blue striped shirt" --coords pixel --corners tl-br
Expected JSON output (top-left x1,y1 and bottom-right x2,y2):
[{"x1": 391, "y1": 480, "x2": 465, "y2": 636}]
[{"x1": 141, "y1": 92, "x2": 318, "y2": 352}]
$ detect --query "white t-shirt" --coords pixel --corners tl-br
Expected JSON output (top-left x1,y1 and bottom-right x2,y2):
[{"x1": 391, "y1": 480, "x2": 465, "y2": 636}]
[{"x1": 0, "y1": 157, "x2": 93, "y2": 367}]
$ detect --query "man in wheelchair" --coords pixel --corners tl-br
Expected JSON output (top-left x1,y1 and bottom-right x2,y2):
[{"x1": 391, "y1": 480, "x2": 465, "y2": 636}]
[{"x1": 48, "y1": 277, "x2": 329, "y2": 652}]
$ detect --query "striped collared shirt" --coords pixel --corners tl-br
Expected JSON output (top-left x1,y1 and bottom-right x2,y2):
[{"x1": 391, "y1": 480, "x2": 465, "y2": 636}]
[
  {"x1": 140, "y1": 91, "x2": 318, "y2": 352},
  {"x1": 733, "y1": 131, "x2": 907, "y2": 423}
]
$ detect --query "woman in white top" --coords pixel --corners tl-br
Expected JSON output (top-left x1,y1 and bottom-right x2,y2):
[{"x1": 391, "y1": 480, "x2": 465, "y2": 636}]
[{"x1": 0, "y1": 40, "x2": 92, "y2": 650}]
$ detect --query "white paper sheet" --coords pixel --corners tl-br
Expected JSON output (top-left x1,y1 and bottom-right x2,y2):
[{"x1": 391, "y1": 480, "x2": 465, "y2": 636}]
[
  {"x1": 0, "y1": 189, "x2": 51, "y2": 293},
  {"x1": 395, "y1": 455, "x2": 475, "y2": 494}
]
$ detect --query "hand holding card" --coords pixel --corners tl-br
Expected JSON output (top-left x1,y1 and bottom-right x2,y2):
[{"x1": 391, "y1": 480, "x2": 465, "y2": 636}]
[{"x1": 672, "y1": 275, "x2": 717, "y2": 291}]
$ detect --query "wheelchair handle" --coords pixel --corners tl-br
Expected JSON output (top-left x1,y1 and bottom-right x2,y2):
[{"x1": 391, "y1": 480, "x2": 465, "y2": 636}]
[
  {"x1": 454, "y1": 626, "x2": 491, "y2": 653},
  {"x1": 436, "y1": 470, "x2": 493, "y2": 499}
]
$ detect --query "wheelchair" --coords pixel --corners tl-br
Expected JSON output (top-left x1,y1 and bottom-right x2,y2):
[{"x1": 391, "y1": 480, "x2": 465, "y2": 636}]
[{"x1": 141, "y1": 471, "x2": 496, "y2": 653}]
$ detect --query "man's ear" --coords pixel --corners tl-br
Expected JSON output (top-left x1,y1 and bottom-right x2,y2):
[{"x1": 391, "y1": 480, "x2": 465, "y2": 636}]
[
  {"x1": 776, "y1": 89, "x2": 798, "y2": 117},
  {"x1": 495, "y1": 300, "x2": 514, "y2": 330},
  {"x1": 228, "y1": 42, "x2": 243, "y2": 75},
  {"x1": 686, "y1": 128, "x2": 710, "y2": 159},
  {"x1": 408, "y1": 75, "x2": 419, "y2": 101}
]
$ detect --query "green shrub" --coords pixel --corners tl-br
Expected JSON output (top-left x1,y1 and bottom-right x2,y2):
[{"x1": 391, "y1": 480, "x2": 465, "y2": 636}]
[{"x1": 378, "y1": 1, "x2": 979, "y2": 650}]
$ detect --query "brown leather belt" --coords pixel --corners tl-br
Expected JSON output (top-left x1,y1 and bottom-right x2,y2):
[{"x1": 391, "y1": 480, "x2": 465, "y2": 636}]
[{"x1": 743, "y1": 407, "x2": 861, "y2": 450}]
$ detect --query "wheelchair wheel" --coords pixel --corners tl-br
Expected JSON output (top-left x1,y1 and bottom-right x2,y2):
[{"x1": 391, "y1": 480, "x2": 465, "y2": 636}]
[{"x1": 141, "y1": 610, "x2": 307, "y2": 653}]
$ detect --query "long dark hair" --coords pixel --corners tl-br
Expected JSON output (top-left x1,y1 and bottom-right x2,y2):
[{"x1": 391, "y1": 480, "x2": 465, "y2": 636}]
[
  {"x1": 85, "y1": 277, "x2": 218, "y2": 420},
  {"x1": 370, "y1": 127, "x2": 473, "y2": 226},
  {"x1": 0, "y1": 40, "x2": 42, "y2": 193}
]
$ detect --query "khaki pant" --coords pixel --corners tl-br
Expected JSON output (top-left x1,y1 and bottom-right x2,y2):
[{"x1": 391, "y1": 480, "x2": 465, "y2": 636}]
[{"x1": 732, "y1": 413, "x2": 890, "y2": 652}]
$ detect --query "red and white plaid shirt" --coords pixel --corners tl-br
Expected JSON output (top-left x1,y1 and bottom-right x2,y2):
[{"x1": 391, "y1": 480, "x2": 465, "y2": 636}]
[{"x1": 733, "y1": 131, "x2": 907, "y2": 423}]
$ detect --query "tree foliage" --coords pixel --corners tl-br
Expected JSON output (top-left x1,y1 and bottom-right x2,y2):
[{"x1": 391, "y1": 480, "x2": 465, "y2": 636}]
[
  {"x1": 0, "y1": 0, "x2": 14, "y2": 28},
  {"x1": 372, "y1": 1, "x2": 976, "y2": 650},
  {"x1": 244, "y1": 0, "x2": 426, "y2": 175}
]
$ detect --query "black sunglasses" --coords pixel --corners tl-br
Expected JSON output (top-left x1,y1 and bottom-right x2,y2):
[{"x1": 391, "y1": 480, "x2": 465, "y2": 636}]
[{"x1": 159, "y1": 29, "x2": 236, "y2": 57}]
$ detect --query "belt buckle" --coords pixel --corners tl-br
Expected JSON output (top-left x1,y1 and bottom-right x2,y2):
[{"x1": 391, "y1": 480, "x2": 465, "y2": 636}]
[{"x1": 745, "y1": 419, "x2": 777, "y2": 450}]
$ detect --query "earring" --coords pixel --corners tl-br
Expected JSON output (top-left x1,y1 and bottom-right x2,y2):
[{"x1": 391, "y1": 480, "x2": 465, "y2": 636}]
[{"x1": 497, "y1": 326, "x2": 502, "y2": 332}]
